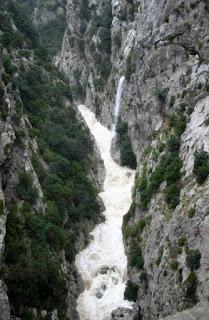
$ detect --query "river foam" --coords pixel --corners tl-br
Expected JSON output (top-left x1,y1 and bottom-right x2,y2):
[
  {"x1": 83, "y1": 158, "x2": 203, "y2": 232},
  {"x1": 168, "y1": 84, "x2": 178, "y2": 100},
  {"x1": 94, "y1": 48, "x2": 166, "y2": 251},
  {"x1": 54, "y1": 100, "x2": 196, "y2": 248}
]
[{"x1": 75, "y1": 105, "x2": 135, "y2": 320}]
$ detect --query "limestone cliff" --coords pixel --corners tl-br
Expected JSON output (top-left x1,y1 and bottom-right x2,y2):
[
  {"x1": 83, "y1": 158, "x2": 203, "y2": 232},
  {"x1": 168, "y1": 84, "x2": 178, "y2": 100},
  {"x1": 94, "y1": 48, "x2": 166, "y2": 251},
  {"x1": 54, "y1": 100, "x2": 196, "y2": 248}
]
[
  {"x1": 0, "y1": 1, "x2": 104, "y2": 319},
  {"x1": 59, "y1": 0, "x2": 209, "y2": 319},
  {"x1": 1, "y1": 0, "x2": 209, "y2": 319}
]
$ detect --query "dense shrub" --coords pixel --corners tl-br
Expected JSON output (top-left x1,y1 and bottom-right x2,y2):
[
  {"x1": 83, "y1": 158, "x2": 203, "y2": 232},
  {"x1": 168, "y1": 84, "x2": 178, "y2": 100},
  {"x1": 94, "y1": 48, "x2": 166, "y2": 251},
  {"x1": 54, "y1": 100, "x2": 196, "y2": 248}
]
[
  {"x1": 98, "y1": 27, "x2": 112, "y2": 54},
  {"x1": 116, "y1": 119, "x2": 136, "y2": 169},
  {"x1": 124, "y1": 218, "x2": 147, "y2": 238},
  {"x1": 165, "y1": 183, "x2": 180, "y2": 209},
  {"x1": 138, "y1": 151, "x2": 182, "y2": 209},
  {"x1": 89, "y1": 0, "x2": 112, "y2": 90},
  {"x1": 5, "y1": 203, "x2": 67, "y2": 314},
  {"x1": 124, "y1": 281, "x2": 138, "y2": 301},
  {"x1": 170, "y1": 113, "x2": 186, "y2": 137},
  {"x1": 120, "y1": 139, "x2": 137, "y2": 169},
  {"x1": 129, "y1": 241, "x2": 144, "y2": 269},
  {"x1": 123, "y1": 203, "x2": 135, "y2": 228},
  {"x1": 169, "y1": 95, "x2": 176, "y2": 108},
  {"x1": 2, "y1": 55, "x2": 17, "y2": 75},
  {"x1": 186, "y1": 250, "x2": 201, "y2": 270},
  {"x1": 7, "y1": 1, "x2": 39, "y2": 48},
  {"x1": 80, "y1": 0, "x2": 90, "y2": 21},
  {"x1": 186, "y1": 272, "x2": 198, "y2": 305},
  {"x1": 164, "y1": 154, "x2": 182, "y2": 184},
  {"x1": 16, "y1": 172, "x2": 38, "y2": 205},
  {"x1": 125, "y1": 51, "x2": 133, "y2": 81},
  {"x1": 167, "y1": 136, "x2": 180, "y2": 152},
  {"x1": 3, "y1": 1, "x2": 100, "y2": 317},
  {"x1": 137, "y1": 108, "x2": 186, "y2": 210},
  {"x1": 0, "y1": 199, "x2": 4, "y2": 215},
  {"x1": 178, "y1": 236, "x2": 187, "y2": 247},
  {"x1": 188, "y1": 207, "x2": 196, "y2": 218},
  {"x1": 170, "y1": 260, "x2": 179, "y2": 271},
  {"x1": 116, "y1": 121, "x2": 128, "y2": 135},
  {"x1": 193, "y1": 151, "x2": 209, "y2": 184},
  {"x1": 95, "y1": 96, "x2": 101, "y2": 117}
]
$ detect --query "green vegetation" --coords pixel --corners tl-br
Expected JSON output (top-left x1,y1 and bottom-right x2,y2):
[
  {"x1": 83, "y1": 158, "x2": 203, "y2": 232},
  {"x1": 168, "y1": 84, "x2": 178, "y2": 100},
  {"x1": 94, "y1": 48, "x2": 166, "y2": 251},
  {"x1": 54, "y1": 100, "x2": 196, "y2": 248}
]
[
  {"x1": 125, "y1": 51, "x2": 133, "y2": 81},
  {"x1": 170, "y1": 259, "x2": 179, "y2": 271},
  {"x1": 193, "y1": 151, "x2": 209, "y2": 184},
  {"x1": 35, "y1": 103, "x2": 97, "y2": 214},
  {"x1": 123, "y1": 202, "x2": 135, "y2": 228},
  {"x1": 89, "y1": 0, "x2": 112, "y2": 90},
  {"x1": 188, "y1": 207, "x2": 196, "y2": 218},
  {"x1": 178, "y1": 236, "x2": 187, "y2": 247},
  {"x1": 38, "y1": 14, "x2": 66, "y2": 57},
  {"x1": 1, "y1": 1, "x2": 100, "y2": 317},
  {"x1": 130, "y1": 241, "x2": 144, "y2": 269},
  {"x1": 16, "y1": 172, "x2": 38, "y2": 205},
  {"x1": 95, "y1": 96, "x2": 101, "y2": 117},
  {"x1": 1, "y1": 1, "x2": 39, "y2": 49},
  {"x1": 80, "y1": 0, "x2": 91, "y2": 21},
  {"x1": 124, "y1": 217, "x2": 149, "y2": 238},
  {"x1": 116, "y1": 119, "x2": 137, "y2": 169},
  {"x1": 169, "y1": 113, "x2": 186, "y2": 137},
  {"x1": 137, "y1": 112, "x2": 186, "y2": 210},
  {"x1": 6, "y1": 203, "x2": 67, "y2": 316},
  {"x1": 17, "y1": 0, "x2": 66, "y2": 56},
  {"x1": 186, "y1": 250, "x2": 201, "y2": 270},
  {"x1": 156, "y1": 255, "x2": 162, "y2": 267},
  {"x1": 138, "y1": 152, "x2": 182, "y2": 209},
  {"x1": 124, "y1": 281, "x2": 138, "y2": 301},
  {"x1": 126, "y1": 0, "x2": 137, "y2": 21},
  {"x1": 0, "y1": 199, "x2": 4, "y2": 215},
  {"x1": 165, "y1": 183, "x2": 180, "y2": 209},
  {"x1": 154, "y1": 87, "x2": 169, "y2": 103},
  {"x1": 186, "y1": 272, "x2": 198, "y2": 305},
  {"x1": 90, "y1": 1, "x2": 112, "y2": 49}
]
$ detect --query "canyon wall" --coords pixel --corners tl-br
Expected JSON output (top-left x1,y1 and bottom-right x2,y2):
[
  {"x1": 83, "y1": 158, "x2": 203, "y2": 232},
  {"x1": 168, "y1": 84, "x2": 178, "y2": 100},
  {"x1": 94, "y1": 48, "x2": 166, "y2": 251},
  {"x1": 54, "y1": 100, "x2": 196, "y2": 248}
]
[
  {"x1": 1, "y1": 0, "x2": 209, "y2": 319},
  {"x1": 0, "y1": 1, "x2": 104, "y2": 319},
  {"x1": 59, "y1": 0, "x2": 209, "y2": 318}
]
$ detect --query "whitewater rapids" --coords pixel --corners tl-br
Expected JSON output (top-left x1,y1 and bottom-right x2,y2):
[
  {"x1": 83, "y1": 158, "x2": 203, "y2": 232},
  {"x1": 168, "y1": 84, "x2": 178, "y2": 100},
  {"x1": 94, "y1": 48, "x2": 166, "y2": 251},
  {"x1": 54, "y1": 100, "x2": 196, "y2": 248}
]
[{"x1": 75, "y1": 104, "x2": 135, "y2": 320}]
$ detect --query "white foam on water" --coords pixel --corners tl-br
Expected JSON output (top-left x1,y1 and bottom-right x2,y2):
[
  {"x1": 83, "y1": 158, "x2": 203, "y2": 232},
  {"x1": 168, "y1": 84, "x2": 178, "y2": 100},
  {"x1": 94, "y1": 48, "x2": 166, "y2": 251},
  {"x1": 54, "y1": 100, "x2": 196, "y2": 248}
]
[{"x1": 75, "y1": 102, "x2": 135, "y2": 320}]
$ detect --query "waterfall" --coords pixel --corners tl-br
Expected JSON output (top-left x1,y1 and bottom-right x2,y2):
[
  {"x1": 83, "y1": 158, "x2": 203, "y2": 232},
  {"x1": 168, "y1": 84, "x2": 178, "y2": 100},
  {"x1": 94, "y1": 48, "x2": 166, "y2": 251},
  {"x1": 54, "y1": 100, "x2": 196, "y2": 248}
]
[
  {"x1": 75, "y1": 104, "x2": 135, "y2": 320},
  {"x1": 112, "y1": 76, "x2": 125, "y2": 137}
]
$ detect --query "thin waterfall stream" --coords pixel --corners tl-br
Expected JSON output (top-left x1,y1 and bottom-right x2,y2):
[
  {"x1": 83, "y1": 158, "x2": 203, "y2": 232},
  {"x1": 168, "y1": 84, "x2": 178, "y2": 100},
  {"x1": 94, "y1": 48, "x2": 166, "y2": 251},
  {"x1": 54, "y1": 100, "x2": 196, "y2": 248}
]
[{"x1": 76, "y1": 77, "x2": 135, "y2": 320}]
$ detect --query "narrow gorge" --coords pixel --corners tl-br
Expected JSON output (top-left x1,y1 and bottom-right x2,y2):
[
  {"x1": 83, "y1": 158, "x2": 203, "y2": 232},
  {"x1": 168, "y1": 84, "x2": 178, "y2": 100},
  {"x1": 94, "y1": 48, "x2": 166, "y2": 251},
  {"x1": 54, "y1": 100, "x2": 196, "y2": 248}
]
[
  {"x1": 76, "y1": 76, "x2": 135, "y2": 320},
  {"x1": 1, "y1": 0, "x2": 209, "y2": 320}
]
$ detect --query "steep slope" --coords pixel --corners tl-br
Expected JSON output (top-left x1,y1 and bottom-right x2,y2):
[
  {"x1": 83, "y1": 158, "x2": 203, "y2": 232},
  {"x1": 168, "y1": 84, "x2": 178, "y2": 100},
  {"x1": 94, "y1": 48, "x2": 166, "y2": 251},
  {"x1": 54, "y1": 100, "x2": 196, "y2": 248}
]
[
  {"x1": 59, "y1": 0, "x2": 209, "y2": 319},
  {"x1": 0, "y1": 1, "x2": 104, "y2": 319}
]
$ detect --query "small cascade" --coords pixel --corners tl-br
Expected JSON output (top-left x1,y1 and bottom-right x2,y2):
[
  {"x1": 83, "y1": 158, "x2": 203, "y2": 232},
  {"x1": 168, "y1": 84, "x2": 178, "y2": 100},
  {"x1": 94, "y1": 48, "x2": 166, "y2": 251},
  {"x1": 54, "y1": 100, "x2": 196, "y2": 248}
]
[
  {"x1": 75, "y1": 102, "x2": 135, "y2": 320},
  {"x1": 112, "y1": 76, "x2": 125, "y2": 137}
]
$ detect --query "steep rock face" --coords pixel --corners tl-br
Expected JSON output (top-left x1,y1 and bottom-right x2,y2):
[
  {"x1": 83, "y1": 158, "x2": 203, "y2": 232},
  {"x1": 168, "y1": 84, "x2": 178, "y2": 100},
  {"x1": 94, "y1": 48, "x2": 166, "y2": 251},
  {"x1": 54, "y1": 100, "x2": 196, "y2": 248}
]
[
  {"x1": 0, "y1": 2, "x2": 105, "y2": 319},
  {"x1": 120, "y1": 1, "x2": 209, "y2": 319},
  {"x1": 60, "y1": 0, "x2": 209, "y2": 319},
  {"x1": 58, "y1": 0, "x2": 116, "y2": 126}
]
